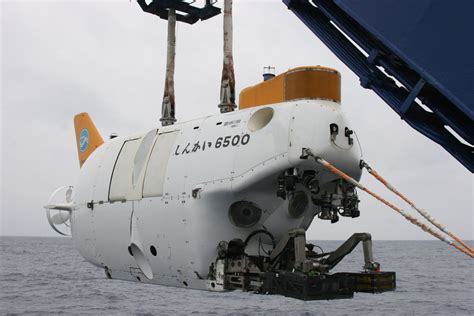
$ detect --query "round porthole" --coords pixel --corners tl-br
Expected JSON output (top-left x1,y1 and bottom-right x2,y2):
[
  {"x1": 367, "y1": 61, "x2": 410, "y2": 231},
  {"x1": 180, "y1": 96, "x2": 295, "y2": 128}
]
[
  {"x1": 288, "y1": 191, "x2": 308, "y2": 218},
  {"x1": 229, "y1": 201, "x2": 262, "y2": 228},
  {"x1": 150, "y1": 246, "x2": 157, "y2": 256},
  {"x1": 248, "y1": 107, "x2": 274, "y2": 132}
]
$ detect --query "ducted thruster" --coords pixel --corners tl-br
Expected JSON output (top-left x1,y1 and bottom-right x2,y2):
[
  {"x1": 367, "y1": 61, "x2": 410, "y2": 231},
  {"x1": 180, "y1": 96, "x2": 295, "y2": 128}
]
[{"x1": 229, "y1": 201, "x2": 262, "y2": 228}]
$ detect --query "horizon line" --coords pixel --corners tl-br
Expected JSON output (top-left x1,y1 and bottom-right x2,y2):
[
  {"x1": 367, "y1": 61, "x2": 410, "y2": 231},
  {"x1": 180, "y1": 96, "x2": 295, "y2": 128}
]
[{"x1": 1, "y1": 235, "x2": 473, "y2": 242}]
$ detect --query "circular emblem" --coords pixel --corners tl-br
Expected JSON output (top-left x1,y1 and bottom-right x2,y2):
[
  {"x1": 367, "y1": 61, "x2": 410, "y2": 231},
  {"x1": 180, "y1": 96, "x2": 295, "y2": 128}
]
[{"x1": 79, "y1": 128, "x2": 89, "y2": 153}]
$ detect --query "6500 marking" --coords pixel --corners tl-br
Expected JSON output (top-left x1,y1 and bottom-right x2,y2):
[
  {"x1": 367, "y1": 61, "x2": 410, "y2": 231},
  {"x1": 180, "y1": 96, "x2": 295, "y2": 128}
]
[
  {"x1": 215, "y1": 134, "x2": 249, "y2": 148},
  {"x1": 175, "y1": 134, "x2": 250, "y2": 156}
]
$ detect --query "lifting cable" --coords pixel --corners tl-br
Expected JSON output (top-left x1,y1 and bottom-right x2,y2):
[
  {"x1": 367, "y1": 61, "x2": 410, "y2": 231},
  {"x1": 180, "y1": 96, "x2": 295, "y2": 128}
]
[
  {"x1": 302, "y1": 149, "x2": 473, "y2": 259},
  {"x1": 360, "y1": 160, "x2": 474, "y2": 256}
]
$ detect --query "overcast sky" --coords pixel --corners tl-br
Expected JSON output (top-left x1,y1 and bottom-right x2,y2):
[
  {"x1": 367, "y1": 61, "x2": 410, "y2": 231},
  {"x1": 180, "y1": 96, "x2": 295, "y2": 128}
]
[{"x1": 1, "y1": 1, "x2": 472, "y2": 241}]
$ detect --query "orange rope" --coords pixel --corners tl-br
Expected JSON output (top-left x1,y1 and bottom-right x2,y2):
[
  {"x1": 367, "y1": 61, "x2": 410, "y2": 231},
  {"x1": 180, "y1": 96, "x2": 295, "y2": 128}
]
[
  {"x1": 307, "y1": 152, "x2": 474, "y2": 259},
  {"x1": 361, "y1": 162, "x2": 474, "y2": 256}
]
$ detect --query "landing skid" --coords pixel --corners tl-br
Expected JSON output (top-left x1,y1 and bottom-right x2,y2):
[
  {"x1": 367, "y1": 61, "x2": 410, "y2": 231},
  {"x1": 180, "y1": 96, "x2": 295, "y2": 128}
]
[
  {"x1": 207, "y1": 229, "x2": 396, "y2": 300},
  {"x1": 262, "y1": 271, "x2": 396, "y2": 300}
]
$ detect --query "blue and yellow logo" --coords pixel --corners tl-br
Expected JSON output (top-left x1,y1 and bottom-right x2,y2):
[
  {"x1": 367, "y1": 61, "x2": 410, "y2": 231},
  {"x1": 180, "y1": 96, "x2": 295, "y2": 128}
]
[{"x1": 79, "y1": 128, "x2": 89, "y2": 153}]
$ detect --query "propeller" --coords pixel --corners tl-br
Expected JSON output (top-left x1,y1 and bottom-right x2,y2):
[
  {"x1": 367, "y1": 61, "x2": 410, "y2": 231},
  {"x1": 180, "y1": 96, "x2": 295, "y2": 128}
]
[
  {"x1": 44, "y1": 186, "x2": 75, "y2": 236},
  {"x1": 52, "y1": 211, "x2": 71, "y2": 225}
]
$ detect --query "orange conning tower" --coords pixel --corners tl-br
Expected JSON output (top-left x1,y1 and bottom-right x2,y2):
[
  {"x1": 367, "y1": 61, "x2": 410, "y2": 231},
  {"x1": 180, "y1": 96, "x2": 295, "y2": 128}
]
[{"x1": 239, "y1": 66, "x2": 341, "y2": 109}]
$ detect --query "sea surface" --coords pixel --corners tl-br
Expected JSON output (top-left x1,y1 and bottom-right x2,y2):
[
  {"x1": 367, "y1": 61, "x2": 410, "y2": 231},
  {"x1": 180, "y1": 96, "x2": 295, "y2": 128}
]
[{"x1": 0, "y1": 237, "x2": 473, "y2": 315}]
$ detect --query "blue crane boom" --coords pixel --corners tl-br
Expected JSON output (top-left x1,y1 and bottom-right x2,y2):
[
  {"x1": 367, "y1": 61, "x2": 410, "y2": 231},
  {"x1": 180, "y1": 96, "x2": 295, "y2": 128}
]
[{"x1": 284, "y1": 0, "x2": 473, "y2": 172}]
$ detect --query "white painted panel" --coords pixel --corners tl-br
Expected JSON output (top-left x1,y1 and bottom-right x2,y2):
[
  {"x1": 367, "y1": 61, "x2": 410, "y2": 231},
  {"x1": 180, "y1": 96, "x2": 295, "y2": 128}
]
[
  {"x1": 163, "y1": 118, "x2": 206, "y2": 195},
  {"x1": 92, "y1": 138, "x2": 126, "y2": 203},
  {"x1": 109, "y1": 139, "x2": 141, "y2": 201},
  {"x1": 179, "y1": 114, "x2": 239, "y2": 189},
  {"x1": 133, "y1": 129, "x2": 158, "y2": 187},
  {"x1": 143, "y1": 131, "x2": 178, "y2": 197},
  {"x1": 232, "y1": 104, "x2": 292, "y2": 177},
  {"x1": 287, "y1": 100, "x2": 362, "y2": 181},
  {"x1": 92, "y1": 201, "x2": 136, "y2": 272},
  {"x1": 74, "y1": 143, "x2": 106, "y2": 204}
]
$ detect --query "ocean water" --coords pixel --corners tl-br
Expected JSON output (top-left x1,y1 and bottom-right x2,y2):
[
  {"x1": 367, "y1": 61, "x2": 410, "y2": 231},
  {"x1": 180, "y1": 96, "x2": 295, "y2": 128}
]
[{"x1": 0, "y1": 237, "x2": 473, "y2": 315}]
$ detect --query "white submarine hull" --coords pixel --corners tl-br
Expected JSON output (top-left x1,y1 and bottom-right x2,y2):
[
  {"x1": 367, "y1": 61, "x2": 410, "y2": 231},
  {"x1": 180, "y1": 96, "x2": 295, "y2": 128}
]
[{"x1": 70, "y1": 100, "x2": 362, "y2": 289}]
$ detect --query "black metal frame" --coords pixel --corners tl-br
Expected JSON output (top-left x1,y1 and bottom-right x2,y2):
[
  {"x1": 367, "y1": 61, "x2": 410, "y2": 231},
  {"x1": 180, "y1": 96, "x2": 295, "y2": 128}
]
[{"x1": 138, "y1": 0, "x2": 221, "y2": 24}]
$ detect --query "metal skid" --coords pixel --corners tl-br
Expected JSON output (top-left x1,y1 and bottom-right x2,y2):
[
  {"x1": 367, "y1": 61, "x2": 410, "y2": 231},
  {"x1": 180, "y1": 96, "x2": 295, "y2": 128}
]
[{"x1": 207, "y1": 229, "x2": 396, "y2": 300}]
